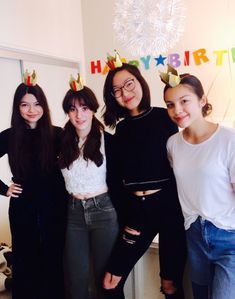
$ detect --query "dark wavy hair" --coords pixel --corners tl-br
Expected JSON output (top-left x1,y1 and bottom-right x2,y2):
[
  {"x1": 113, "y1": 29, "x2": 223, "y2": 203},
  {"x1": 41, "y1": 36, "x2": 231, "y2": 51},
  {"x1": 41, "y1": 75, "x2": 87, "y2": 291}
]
[
  {"x1": 8, "y1": 83, "x2": 54, "y2": 178},
  {"x1": 58, "y1": 86, "x2": 104, "y2": 169},
  {"x1": 102, "y1": 63, "x2": 151, "y2": 128},
  {"x1": 164, "y1": 74, "x2": 212, "y2": 117}
]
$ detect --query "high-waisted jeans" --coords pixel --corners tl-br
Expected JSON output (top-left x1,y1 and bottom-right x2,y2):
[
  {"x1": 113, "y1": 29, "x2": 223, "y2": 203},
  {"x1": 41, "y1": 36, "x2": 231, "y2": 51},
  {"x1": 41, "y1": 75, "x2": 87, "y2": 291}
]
[
  {"x1": 64, "y1": 192, "x2": 119, "y2": 299},
  {"x1": 186, "y1": 216, "x2": 235, "y2": 299}
]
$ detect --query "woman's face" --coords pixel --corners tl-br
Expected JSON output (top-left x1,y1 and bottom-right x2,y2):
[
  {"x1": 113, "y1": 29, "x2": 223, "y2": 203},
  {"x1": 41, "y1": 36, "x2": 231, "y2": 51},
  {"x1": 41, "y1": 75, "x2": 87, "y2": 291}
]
[
  {"x1": 112, "y1": 70, "x2": 143, "y2": 116},
  {"x1": 19, "y1": 93, "x2": 44, "y2": 128},
  {"x1": 68, "y1": 99, "x2": 94, "y2": 137},
  {"x1": 164, "y1": 84, "x2": 205, "y2": 128}
]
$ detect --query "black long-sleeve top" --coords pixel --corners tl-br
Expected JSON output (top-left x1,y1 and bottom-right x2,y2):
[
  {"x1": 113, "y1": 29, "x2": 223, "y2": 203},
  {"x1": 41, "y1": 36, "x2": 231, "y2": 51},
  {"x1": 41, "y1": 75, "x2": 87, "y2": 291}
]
[
  {"x1": 114, "y1": 107, "x2": 178, "y2": 192},
  {"x1": 0, "y1": 126, "x2": 66, "y2": 198},
  {"x1": 105, "y1": 107, "x2": 181, "y2": 275}
]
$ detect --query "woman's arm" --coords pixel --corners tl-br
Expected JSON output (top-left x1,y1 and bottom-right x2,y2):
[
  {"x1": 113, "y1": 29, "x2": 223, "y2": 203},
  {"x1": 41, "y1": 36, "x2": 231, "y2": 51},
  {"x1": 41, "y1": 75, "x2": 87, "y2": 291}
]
[
  {"x1": 0, "y1": 128, "x2": 23, "y2": 197},
  {"x1": 0, "y1": 129, "x2": 10, "y2": 196},
  {"x1": 105, "y1": 130, "x2": 128, "y2": 229},
  {"x1": 0, "y1": 180, "x2": 9, "y2": 196}
]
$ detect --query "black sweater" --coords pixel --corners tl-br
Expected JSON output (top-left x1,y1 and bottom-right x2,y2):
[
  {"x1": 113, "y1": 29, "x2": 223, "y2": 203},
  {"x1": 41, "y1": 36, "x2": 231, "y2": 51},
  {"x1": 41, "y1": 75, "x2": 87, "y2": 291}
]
[
  {"x1": 0, "y1": 126, "x2": 66, "y2": 198},
  {"x1": 114, "y1": 107, "x2": 178, "y2": 192}
]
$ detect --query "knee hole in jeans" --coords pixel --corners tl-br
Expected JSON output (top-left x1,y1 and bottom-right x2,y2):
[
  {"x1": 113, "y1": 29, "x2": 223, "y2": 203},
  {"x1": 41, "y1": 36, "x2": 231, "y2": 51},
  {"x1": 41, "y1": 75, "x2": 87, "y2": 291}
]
[
  {"x1": 160, "y1": 279, "x2": 177, "y2": 295},
  {"x1": 122, "y1": 227, "x2": 141, "y2": 245}
]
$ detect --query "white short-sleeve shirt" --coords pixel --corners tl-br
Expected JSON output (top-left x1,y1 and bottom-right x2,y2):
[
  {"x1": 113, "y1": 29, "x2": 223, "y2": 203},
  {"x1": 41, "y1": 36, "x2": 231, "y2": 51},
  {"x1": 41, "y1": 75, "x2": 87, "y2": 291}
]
[{"x1": 167, "y1": 126, "x2": 235, "y2": 230}]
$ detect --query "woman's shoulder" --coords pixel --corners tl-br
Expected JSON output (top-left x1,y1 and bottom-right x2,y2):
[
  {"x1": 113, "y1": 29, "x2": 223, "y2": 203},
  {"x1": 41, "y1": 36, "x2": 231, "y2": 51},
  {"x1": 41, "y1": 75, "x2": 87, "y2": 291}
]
[
  {"x1": 151, "y1": 106, "x2": 169, "y2": 118},
  {"x1": 52, "y1": 125, "x2": 63, "y2": 133},
  {"x1": 151, "y1": 107, "x2": 178, "y2": 133},
  {"x1": 167, "y1": 131, "x2": 181, "y2": 147},
  {"x1": 104, "y1": 130, "x2": 113, "y2": 137},
  {"x1": 219, "y1": 125, "x2": 235, "y2": 134},
  {"x1": 115, "y1": 119, "x2": 126, "y2": 135},
  {"x1": 52, "y1": 125, "x2": 63, "y2": 137},
  {"x1": 218, "y1": 125, "x2": 235, "y2": 142},
  {"x1": 103, "y1": 131, "x2": 114, "y2": 158},
  {"x1": 0, "y1": 128, "x2": 11, "y2": 138},
  {"x1": 0, "y1": 127, "x2": 11, "y2": 133},
  {"x1": 0, "y1": 128, "x2": 11, "y2": 155},
  {"x1": 152, "y1": 106, "x2": 167, "y2": 112},
  {"x1": 104, "y1": 130, "x2": 114, "y2": 144}
]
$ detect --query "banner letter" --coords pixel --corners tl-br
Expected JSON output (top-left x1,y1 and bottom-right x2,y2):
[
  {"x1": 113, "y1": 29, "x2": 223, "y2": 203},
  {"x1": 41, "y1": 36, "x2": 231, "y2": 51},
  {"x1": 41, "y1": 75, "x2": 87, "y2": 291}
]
[
  {"x1": 91, "y1": 60, "x2": 102, "y2": 74},
  {"x1": 193, "y1": 49, "x2": 209, "y2": 65}
]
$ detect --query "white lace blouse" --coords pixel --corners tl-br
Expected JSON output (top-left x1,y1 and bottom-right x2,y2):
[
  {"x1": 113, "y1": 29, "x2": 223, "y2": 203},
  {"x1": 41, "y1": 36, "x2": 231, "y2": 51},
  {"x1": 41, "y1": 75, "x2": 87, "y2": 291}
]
[{"x1": 61, "y1": 133, "x2": 108, "y2": 195}]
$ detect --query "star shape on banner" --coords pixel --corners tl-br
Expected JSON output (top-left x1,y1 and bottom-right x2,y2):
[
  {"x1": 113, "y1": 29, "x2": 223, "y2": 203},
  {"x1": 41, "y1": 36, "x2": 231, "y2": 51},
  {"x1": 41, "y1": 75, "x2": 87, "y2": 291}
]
[{"x1": 155, "y1": 55, "x2": 167, "y2": 66}]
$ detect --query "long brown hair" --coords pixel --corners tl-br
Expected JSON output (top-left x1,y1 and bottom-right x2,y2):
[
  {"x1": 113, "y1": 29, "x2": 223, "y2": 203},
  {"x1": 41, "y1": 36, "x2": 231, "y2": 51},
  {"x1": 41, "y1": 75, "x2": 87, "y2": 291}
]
[
  {"x1": 58, "y1": 87, "x2": 104, "y2": 169},
  {"x1": 8, "y1": 83, "x2": 54, "y2": 178}
]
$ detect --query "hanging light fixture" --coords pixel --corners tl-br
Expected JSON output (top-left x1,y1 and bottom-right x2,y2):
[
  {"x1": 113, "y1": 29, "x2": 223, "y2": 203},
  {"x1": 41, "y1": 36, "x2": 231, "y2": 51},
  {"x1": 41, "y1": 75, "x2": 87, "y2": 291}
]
[{"x1": 113, "y1": 0, "x2": 186, "y2": 56}]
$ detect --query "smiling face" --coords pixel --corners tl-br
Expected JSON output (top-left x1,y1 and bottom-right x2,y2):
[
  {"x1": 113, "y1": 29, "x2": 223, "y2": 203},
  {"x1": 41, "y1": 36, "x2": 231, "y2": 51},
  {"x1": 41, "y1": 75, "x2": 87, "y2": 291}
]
[
  {"x1": 19, "y1": 93, "x2": 44, "y2": 128},
  {"x1": 164, "y1": 84, "x2": 206, "y2": 128},
  {"x1": 68, "y1": 99, "x2": 94, "y2": 137},
  {"x1": 112, "y1": 69, "x2": 143, "y2": 116}
]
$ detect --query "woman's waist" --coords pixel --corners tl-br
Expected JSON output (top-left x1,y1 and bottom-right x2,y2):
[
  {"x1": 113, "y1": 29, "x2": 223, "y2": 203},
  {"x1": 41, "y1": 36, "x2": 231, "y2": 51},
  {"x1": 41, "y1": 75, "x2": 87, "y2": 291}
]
[
  {"x1": 132, "y1": 189, "x2": 162, "y2": 196},
  {"x1": 123, "y1": 178, "x2": 171, "y2": 191},
  {"x1": 71, "y1": 187, "x2": 108, "y2": 200}
]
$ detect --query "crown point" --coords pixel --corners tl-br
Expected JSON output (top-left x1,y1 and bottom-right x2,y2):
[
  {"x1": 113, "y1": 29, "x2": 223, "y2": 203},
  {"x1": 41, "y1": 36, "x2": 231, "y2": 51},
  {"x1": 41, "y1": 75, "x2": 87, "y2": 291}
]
[
  {"x1": 69, "y1": 73, "x2": 84, "y2": 91},
  {"x1": 159, "y1": 64, "x2": 181, "y2": 88},
  {"x1": 22, "y1": 70, "x2": 37, "y2": 86},
  {"x1": 106, "y1": 50, "x2": 123, "y2": 70}
]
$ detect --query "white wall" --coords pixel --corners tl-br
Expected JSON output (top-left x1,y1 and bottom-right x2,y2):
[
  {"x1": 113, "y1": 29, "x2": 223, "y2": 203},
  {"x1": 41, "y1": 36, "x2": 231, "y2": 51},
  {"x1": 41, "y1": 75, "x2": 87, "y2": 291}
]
[
  {"x1": 0, "y1": 59, "x2": 22, "y2": 245},
  {"x1": 81, "y1": 0, "x2": 235, "y2": 127},
  {"x1": 0, "y1": 0, "x2": 85, "y2": 65},
  {"x1": 0, "y1": 0, "x2": 85, "y2": 244}
]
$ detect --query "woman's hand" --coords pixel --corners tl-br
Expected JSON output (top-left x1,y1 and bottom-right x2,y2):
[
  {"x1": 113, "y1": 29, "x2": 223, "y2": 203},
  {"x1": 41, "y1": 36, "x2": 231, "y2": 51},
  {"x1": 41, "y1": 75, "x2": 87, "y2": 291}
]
[
  {"x1": 103, "y1": 272, "x2": 122, "y2": 289},
  {"x1": 6, "y1": 183, "x2": 23, "y2": 198}
]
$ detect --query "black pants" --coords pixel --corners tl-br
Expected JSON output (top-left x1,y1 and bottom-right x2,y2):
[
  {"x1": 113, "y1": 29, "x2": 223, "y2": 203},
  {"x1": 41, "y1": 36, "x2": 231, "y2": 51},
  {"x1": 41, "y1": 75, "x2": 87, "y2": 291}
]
[
  {"x1": 9, "y1": 191, "x2": 67, "y2": 299},
  {"x1": 104, "y1": 188, "x2": 187, "y2": 299}
]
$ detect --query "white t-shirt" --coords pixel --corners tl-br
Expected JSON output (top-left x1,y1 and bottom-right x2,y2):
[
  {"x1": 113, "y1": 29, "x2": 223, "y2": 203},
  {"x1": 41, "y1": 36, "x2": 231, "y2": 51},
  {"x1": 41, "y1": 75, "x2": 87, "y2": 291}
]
[
  {"x1": 167, "y1": 125, "x2": 235, "y2": 230},
  {"x1": 61, "y1": 133, "x2": 108, "y2": 195}
]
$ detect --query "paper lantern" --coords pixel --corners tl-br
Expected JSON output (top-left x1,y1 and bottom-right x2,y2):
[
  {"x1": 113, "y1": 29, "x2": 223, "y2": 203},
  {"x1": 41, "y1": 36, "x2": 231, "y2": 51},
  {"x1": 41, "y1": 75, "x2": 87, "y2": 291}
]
[{"x1": 113, "y1": 0, "x2": 186, "y2": 56}]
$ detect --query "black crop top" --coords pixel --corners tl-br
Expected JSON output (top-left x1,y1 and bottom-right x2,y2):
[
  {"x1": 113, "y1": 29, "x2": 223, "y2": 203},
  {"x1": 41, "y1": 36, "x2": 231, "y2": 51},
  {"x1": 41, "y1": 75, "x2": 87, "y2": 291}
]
[{"x1": 114, "y1": 107, "x2": 178, "y2": 192}]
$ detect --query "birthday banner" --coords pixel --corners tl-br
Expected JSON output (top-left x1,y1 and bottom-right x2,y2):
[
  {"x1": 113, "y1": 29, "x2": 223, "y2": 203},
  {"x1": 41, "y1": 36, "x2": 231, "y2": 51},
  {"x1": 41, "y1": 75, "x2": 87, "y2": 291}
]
[{"x1": 90, "y1": 48, "x2": 235, "y2": 75}]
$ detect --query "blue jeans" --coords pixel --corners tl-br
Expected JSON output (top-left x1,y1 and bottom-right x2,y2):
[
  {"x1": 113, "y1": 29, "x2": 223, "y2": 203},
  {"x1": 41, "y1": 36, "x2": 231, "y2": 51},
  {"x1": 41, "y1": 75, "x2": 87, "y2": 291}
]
[
  {"x1": 186, "y1": 217, "x2": 235, "y2": 299},
  {"x1": 64, "y1": 192, "x2": 119, "y2": 299}
]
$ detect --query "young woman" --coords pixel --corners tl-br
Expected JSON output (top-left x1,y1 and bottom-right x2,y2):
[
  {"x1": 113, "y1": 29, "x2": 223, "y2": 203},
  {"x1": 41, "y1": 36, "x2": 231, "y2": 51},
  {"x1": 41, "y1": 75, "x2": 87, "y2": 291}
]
[
  {"x1": 58, "y1": 77, "x2": 119, "y2": 299},
  {"x1": 0, "y1": 76, "x2": 67, "y2": 299},
  {"x1": 163, "y1": 72, "x2": 235, "y2": 299},
  {"x1": 102, "y1": 62, "x2": 187, "y2": 299}
]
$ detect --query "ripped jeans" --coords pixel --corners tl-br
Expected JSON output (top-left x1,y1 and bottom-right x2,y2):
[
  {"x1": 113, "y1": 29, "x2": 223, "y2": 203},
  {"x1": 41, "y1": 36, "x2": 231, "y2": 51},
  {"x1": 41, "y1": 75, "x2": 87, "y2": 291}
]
[{"x1": 103, "y1": 189, "x2": 187, "y2": 299}]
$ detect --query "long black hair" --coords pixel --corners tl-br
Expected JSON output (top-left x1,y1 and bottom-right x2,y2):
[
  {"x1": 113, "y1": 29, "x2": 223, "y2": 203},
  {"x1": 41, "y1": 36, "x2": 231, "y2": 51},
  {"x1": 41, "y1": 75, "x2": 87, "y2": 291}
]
[
  {"x1": 58, "y1": 86, "x2": 104, "y2": 169},
  {"x1": 8, "y1": 83, "x2": 54, "y2": 178},
  {"x1": 102, "y1": 63, "x2": 151, "y2": 128}
]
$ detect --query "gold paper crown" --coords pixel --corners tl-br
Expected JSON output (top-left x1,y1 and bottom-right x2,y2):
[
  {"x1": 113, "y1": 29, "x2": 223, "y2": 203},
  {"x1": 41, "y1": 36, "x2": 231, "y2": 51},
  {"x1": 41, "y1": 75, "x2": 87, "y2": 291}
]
[
  {"x1": 106, "y1": 50, "x2": 123, "y2": 70},
  {"x1": 69, "y1": 74, "x2": 84, "y2": 91},
  {"x1": 23, "y1": 70, "x2": 37, "y2": 86},
  {"x1": 159, "y1": 64, "x2": 181, "y2": 88}
]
